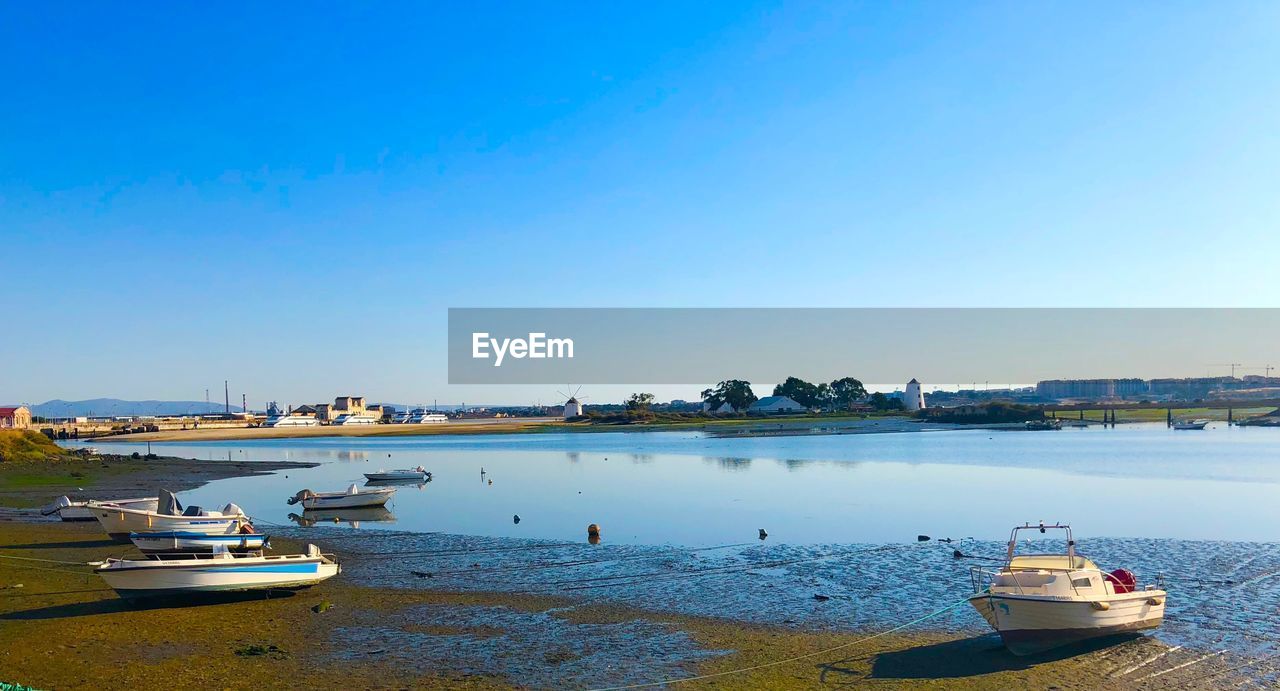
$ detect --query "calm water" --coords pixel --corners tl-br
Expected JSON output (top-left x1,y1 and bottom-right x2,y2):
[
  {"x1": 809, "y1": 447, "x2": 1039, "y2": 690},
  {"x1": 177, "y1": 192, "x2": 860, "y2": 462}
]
[{"x1": 66, "y1": 422, "x2": 1280, "y2": 546}]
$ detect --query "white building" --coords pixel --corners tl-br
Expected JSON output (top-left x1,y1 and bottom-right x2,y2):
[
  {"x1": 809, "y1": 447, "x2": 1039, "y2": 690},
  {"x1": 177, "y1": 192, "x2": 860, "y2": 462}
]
[
  {"x1": 748, "y1": 396, "x2": 805, "y2": 415},
  {"x1": 904, "y1": 378, "x2": 926, "y2": 411},
  {"x1": 563, "y1": 397, "x2": 584, "y2": 419}
]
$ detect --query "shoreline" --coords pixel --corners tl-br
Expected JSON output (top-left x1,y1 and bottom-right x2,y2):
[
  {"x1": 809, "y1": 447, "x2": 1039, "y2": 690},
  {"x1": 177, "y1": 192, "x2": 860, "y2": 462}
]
[
  {"x1": 1, "y1": 520, "x2": 1253, "y2": 689},
  {"x1": 0, "y1": 449, "x2": 1265, "y2": 687}
]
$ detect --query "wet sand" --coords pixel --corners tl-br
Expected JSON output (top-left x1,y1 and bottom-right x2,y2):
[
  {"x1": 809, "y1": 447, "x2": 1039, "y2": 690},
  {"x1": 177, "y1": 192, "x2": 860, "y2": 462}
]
[{"x1": 0, "y1": 521, "x2": 1255, "y2": 689}]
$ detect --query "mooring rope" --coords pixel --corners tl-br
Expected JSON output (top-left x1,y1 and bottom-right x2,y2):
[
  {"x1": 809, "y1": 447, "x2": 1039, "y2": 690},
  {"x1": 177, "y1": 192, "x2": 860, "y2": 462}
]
[{"x1": 586, "y1": 596, "x2": 974, "y2": 691}]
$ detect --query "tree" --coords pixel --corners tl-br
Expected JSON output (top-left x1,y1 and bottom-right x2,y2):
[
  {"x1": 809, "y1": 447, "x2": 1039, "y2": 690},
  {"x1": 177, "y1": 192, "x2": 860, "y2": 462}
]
[
  {"x1": 772, "y1": 376, "x2": 824, "y2": 408},
  {"x1": 625, "y1": 392, "x2": 655, "y2": 412},
  {"x1": 829, "y1": 377, "x2": 868, "y2": 410},
  {"x1": 869, "y1": 392, "x2": 905, "y2": 411},
  {"x1": 701, "y1": 380, "x2": 758, "y2": 413}
]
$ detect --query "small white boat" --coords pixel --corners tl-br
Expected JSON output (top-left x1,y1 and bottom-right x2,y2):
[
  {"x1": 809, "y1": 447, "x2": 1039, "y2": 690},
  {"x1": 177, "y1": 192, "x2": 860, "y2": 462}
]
[
  {"x1": 95, "y1": 544, "x2": 339, "y2": 598},
  {"x1": 42, "y1": 496, "x2": 158, "y2": 522},
  {"x1": 332, "y1": 413, "x2": 380, "y2": 425},
  {"x1": 363, "y1": 466, "x2": 430, "y2": 482},
  {"x1": 264, "y1": 415, "x2": 320, "y2": 428},
  {"x1": 287, "y1": 484, "x2": 394, "y2": 510},
  {"x1": 969, "y1": 522, "x2": 1166, "y2": 655},
  {"x1": 129, "y1": 530, "x2": 269, "y2": 555},
  {"x1": 1172, "y1": 419, "x2": 1209, "y2": 430},
  {"x1": 90, "y1": 490, "x2": 249, "y2": 542}
]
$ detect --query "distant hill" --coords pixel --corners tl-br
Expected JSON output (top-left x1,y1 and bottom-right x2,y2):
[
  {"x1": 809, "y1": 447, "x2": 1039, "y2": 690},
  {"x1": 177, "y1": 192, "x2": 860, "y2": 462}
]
[{"x1": 30, "y1": 399, "x2": 244, "y2": 418}]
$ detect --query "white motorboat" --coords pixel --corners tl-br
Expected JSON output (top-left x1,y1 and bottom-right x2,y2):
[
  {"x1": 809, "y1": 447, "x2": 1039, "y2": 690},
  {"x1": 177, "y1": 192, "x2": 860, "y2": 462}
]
[
  {"x1": 95, "y1": 544, "x2": 339, "y2": 598},
  {"x1": 1172, "y1": 419, "x2": 1209, "y2": 430},
  {"x1": 129, "y1": 530, "x2": 269, "y2": 555},
  {"x1": 969, "y1": 522, "x2": 1166, "y2": 655},
  {"x1": 42, "y1": 495, "x2": 158, "y2": 522},
  {"x1": 406, "y1": 409, "x2": 448, "y2": 424},
  {"x1": 287, "y1": 484, "x2": 394, "y2": 510},
  {"x1": 265, "y1": 415, "x2": 320, "y2": 428},
  {"x1": 90, "y1": 490, "x2": 250, "y2": 542},
  {"x1": 363, "y1": 466, "x2": 431, "y2": 482},
  {"x1": 332, "y1": 413, "x2": 380, "y2": 425}
]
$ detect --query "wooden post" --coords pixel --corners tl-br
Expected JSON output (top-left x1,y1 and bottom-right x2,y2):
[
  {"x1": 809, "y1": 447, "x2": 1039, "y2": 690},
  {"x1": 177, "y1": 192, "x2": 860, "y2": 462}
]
[
  {"x1": 1228, "y1": 407, "x2": 1234, "y2": 424},
  {"x1": 1167, "y1": 408, "x2": 1172, "y2": 428}
]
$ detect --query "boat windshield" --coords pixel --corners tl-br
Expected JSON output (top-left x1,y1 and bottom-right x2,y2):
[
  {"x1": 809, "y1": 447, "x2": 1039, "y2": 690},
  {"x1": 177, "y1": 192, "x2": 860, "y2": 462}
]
[
  {"x1": 1008, "y1": 554, "x2": 1099, "y2": 571},
  {"x1": 1004, "y1": 522, "x2": 1078, "y2": 567}
]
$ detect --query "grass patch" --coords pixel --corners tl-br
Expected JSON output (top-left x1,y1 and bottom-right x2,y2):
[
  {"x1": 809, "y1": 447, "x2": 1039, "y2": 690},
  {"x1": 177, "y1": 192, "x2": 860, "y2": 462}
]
[{"x1": 0, "y1": 430, "x2": 75, "y2": 463}]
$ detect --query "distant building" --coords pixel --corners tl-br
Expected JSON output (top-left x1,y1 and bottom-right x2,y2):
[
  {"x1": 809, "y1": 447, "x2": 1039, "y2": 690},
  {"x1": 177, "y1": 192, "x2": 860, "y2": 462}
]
[
  {"x1": 563, "y1": 397, "x2": 584, "y2": 419},
  {"x1": 0, "y1": 406, "x2": 32, "y2": 429},
  {"x1": 748, "y1": 396, "x2": 805, "y2": 415},
  {"x1": 1035, "y1": 378, "x2": 1145, "y2": 401},
  {"x1": 904, "y1": 379, "x2": 926, "y2": 411}
]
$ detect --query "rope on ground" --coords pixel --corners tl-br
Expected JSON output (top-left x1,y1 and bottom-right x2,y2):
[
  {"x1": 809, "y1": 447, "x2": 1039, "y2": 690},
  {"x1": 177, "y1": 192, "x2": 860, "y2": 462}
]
[
  {"x1": 0, "y1": 553, "x2": 92, "y2": 566},
  {"x1": 586, "y1": 596, "x2": 974, "y2": 691}
]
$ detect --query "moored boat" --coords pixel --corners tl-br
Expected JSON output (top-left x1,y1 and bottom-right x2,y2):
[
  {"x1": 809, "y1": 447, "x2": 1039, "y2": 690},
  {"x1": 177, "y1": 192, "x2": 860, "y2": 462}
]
[
  {"x1": 363, "y1": 466, "x2": 430, "y2": 482},
  {"x1": 90, "y1": 490, "x2": 250, "y2": 542},
  {"x1": 129, "y1": 530, "x2": 269, "y2": 555},
  {"x1": 968, "y1": 522, "x2": 1166, "y2": 655},
  {"x1": 287, "y1": 484, "x2": 394, "y2": 510},
  {"x1": 42, "y1": 496, "x2": 158, "y2": 522},
  {"x1": 1172, "y1": 419, "x2": 1209, "y2": 430},
  {"x1": 94, "y1": 544, "x2": 339, "y2": 598}
]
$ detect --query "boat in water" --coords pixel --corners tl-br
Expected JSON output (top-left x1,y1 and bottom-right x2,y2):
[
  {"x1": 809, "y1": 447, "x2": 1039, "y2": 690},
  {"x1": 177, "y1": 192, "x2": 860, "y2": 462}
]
[
  {"x1": 363, "y1": 466, "x2": 431, "y2": 482},
  {"x1": 1024, "y1": 419, "x2": 1064, "y2": 431},
  {"x1": 129, "y1": 530, "x2": 269, "y2": 556},
  {"x1": 968, "y1": 522, "x2": 1166, "y2": 655},
  {"x1": 42, "y1": 495, "x2": 158, "y2": 522},
  {"x1": 1172, "y1": 419, "x2": 1209, "y2": 430},
  {"x1": 287, "y1": 484, "x2": 395, "y2": 510},
  {"x1": 94, "y1": 544, "x2": 339, "y2": 598},
  {"x1": 90, "y1": 490, "x2": 250, "y2": 542}
]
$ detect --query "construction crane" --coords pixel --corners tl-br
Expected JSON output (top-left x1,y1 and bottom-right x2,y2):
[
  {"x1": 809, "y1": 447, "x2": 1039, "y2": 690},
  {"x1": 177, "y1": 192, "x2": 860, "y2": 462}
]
[{"x1": 1210, "y1": 363, "x2": 1243, "y2": 378}]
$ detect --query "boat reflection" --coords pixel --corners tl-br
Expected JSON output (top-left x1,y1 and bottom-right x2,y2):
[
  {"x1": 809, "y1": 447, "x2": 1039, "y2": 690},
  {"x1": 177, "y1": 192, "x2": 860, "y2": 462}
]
[{"x1": 288, "y1": 506, "x2": 396, "y2": 528}]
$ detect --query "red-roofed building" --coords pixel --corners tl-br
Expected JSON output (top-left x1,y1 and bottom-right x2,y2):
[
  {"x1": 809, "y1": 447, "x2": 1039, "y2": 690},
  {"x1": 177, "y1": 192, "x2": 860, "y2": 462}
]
[{"x1": 0, "y1": 406, "x2": 32, "y2": 429}]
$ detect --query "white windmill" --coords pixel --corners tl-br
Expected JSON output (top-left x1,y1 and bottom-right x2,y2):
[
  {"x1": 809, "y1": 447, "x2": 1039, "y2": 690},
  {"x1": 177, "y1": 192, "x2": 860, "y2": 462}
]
[{"x1": 557, "y1": 385, "x2": 589, "y2": 419}]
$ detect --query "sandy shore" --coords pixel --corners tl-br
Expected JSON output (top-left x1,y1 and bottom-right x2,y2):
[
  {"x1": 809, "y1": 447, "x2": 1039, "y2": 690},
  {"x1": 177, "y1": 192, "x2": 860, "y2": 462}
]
[
  {"x1": 0, "y1": 453, "x2": 1259, "y2": 688},
  {"x1": 3, "y1": 520, "x2": 1246, "y2": 689},
  {"x1": 97, "y1": 418, "x2": 564, "y2": 442}
]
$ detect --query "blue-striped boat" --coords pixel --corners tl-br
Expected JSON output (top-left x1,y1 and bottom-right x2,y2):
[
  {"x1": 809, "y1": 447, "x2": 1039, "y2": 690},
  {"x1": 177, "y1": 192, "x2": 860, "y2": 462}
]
[
  {"x1": 95, "y1": 545, "x2": 339, "y2": 598},
  {"x1": 129, "y1": 531, "x2": 269, "y2": 555}
]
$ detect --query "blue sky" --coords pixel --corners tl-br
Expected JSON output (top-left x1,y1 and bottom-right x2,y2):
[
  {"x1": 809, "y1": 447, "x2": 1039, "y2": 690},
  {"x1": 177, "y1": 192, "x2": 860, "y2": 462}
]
[{"x1": 3, "y1": 2, "x2": 1278, "y2": 406}]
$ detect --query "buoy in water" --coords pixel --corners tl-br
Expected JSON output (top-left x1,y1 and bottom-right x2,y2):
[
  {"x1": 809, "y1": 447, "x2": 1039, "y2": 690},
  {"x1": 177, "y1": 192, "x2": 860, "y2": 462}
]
[
  {"x1": 513, "y1": 514, "x2": 521, "y2": 524},
  {"x1": 587, "y1": 523, "x2": 601, "y2": 540},
  {"x1": 758, "y1": 529, "x2": 768, "y2": 540},
  {"x1": 917, "y1": 535, "x2": 931, "y2": 542}
]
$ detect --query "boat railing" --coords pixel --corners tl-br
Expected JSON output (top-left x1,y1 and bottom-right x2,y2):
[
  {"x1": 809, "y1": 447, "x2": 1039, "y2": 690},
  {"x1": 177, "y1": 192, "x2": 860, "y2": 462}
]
[{"x1": 970, "y1": 565, "x2": 1157, "y2": 598}]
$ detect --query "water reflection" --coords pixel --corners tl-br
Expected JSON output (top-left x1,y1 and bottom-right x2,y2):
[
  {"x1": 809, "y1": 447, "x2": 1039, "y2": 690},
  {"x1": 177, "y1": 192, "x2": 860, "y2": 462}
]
[
  {"x1": 289, "y1": 507, "x2": 396, "y2": 527},
  {"x1": 69, "y1": 425, "x2": 1280, "y2": 545}
]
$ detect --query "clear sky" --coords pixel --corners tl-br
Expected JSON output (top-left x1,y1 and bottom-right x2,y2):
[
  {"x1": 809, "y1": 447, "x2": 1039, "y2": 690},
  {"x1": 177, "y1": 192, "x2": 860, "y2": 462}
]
[{"x1": 3, "y1": 2, "x2": 1278, "y2": 407}]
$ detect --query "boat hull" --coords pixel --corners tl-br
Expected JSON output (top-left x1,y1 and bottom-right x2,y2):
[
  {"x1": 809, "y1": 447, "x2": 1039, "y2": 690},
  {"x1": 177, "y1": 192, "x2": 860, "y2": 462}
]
[
  {"x1": 363, "y1": 472, "x2": 426, "y2": 481},
  {"x1": 51, "y1": 497, "x2": 158, "y2": 522},
  {"x1": 129, "y1": 531, "x2": 268, "y2": 555},
  {"x1": 969, "y1": 593, "x2": 1165, "y2": 656},
  {"x1": 97, "y1": 558, "x2": 338, "y2": 599},
  {"x1": 92, "y1": 506, "x2": 247, "y2": 542},
  {"x1": 300, "y1": 489, "x2": 394, "y2": 510}
]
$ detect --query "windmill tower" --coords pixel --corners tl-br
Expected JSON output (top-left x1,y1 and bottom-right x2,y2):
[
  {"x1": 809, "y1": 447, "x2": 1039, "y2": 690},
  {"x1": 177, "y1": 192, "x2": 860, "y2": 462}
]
[
  {"x1": 557, "y1": 386, "x2": 588, "y2": 419},
  {"x1": 904, "y1": 378, "x2": 926, "y2": 411}
]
